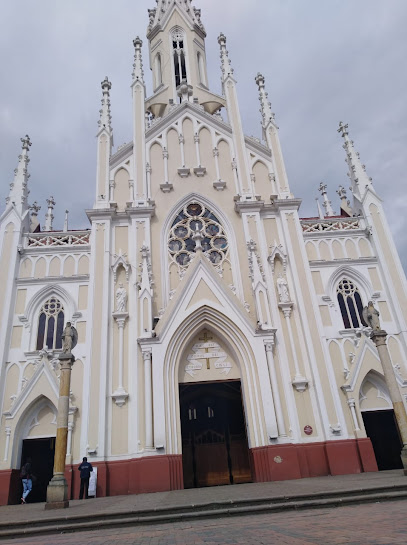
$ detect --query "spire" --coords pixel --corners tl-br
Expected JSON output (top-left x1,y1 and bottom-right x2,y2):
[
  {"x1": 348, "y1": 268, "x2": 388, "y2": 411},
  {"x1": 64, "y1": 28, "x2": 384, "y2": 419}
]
[
  {"x1": 318, "y1": 182, "x2": 335, "y2": 216},
  {"x1": 336, "y1": 185, "x2": 352, "y2": 216},
  {"x1": 132, "y1": 37, "x2": 145, "y2": 85},
  {"x1": 315, "y1": 198, "x2": 325, "y2": 219},
  {"x1": 255, "y1": 73, "x2": 276, "y2": 128},
  {"x1": 98, "y1": 77, "x2": 112, "y2": 134},
  {"x1": 218, "y1": 33, "x2": 234, "y2": 85},
  {"x1": 6, "y1": 135, "x2": 31, "y2": 214},
  {"x1": 147, "y1": 1, "x2": 205, "y2": 36},
  {"x1": 44, "y1": 196, "x2": 55, "y2": 231},
  {"x1": 338, "y1": 121, "x2": 372, "y2": 201},
  {"x1": 29, "y1": 201, "x2": 41, "y2": 232}
]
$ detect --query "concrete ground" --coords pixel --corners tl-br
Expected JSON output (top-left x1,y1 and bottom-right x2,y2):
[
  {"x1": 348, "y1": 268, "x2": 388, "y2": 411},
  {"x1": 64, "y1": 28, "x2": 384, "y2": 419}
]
[
  {"x1": 1, "y1": 500, "x2": 407, "y2": 544},
  {"x1": 0, "y1": 470, "x2": 406, "y2": 542}
]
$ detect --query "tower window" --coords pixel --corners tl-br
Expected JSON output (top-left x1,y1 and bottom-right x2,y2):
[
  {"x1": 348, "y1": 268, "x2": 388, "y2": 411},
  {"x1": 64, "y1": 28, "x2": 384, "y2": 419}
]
[
  {"x1": 172, "y1": 30, "x2": 187, "y2": 87},
  {"x1": 36, "y1": 297, "x2": 65, "y2": 350},
  {"x1": 336, "y1": 279, "x2": 366, "y2": 329}
]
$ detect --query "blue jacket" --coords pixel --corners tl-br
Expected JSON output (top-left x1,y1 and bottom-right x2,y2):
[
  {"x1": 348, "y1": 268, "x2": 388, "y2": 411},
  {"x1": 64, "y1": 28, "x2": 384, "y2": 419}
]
[{"x1": 78, "y1": 461, "x2": 93, "y2": 479}]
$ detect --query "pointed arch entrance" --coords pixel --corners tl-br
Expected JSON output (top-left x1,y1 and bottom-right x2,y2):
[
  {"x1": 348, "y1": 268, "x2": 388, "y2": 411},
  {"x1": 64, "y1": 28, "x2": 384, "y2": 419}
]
[
  {"x1": 178, "y1": 328, "x2": 251, "y2": 488},
  {"x1": 359, "y1": 372, "x2": 403, "y2": 470}
]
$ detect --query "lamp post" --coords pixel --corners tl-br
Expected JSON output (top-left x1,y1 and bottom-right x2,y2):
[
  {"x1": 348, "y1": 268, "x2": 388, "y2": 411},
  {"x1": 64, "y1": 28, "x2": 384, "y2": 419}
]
[{"x1": 45, "y1": 322, "x2": 78, "y2": 509}]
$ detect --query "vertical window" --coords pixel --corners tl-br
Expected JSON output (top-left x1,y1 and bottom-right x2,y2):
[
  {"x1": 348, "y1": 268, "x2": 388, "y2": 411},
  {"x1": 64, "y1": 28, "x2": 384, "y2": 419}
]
[
  {"x1": 197, "y1": 52, "x2": 206, "y2": 86},
  {"x1": 155, "y1": 53, "x2": 162, "y2": 88},
  {"x1": 36, "y1": 297, "x2": 65, "y2": 350},
  {"x1": 337, "y1": 279, "x2": 366, "y2": 329},
  {"x1": 172, "y1": 30, "x2": 187, "y2": 88}
]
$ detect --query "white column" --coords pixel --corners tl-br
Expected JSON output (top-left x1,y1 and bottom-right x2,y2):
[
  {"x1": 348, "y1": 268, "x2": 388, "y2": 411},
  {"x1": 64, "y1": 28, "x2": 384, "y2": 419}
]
[
  {"x1": 280, "y1": 303, "x2": 309, "y2": 392},
  {"x1": 264, "y1": 341, "x2": 286, "y2": 436},
  {"x1": 112, "y1": 313, "x2": 129, "y2": 407},
  {"x1": 163, "y1": 147, "x2": 169, "y2": 183},
  {"x1": 347, "y1": 398, "x2": 360, "y2": 431},
  {"x1": 3, "y1": 427, "x2": 11, "y2": 461},
  {"x1": 143, "y1": 348, "x2": 154, "y2": 449},
  {"x1": 194, "y1": 133, "x2": 201, "y2": 166},
  {"x1": 66, "y1": 421, "x2": 74, "y2": 456},
  {"x1": 179, "y1": 134, "x2": 185, "y2": 166}
]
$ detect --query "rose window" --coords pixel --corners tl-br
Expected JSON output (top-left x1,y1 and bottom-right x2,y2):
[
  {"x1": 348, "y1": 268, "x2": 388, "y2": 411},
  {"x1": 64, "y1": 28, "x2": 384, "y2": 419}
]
[{"x1": 168, "y1": 203, "x2": 229, "y2": 271}]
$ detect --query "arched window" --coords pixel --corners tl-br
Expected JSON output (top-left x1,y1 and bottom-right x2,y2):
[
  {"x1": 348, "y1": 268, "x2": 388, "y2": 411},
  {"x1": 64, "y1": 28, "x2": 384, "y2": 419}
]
[
  {"x1": 168, "y1": 202, "x2": 229, "y2": 271},
  {"x1": 36, "y1": 297, "x2": 65, "y2": 350},
  {"x1": 172, "y1": 29, "x2": 187, "y2": 88},
  {"x1": 336, "y1": 278, "x2": 366, "y2": 329},
  {"x1": 155, "y1": 53, "x2": 162, "y2": 88}
]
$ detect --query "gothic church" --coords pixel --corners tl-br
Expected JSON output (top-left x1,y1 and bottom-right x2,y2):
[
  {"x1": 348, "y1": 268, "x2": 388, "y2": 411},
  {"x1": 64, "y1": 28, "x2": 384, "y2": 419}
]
[{"x1": 1, "y1": 0, "x2": 406, "y2": 503}]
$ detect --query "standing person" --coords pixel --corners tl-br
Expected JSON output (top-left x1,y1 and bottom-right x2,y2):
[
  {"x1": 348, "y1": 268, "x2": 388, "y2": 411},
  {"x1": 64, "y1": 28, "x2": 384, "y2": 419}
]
[
  {"x1": 20, "y1": 457, "x2": 32, "y2": 504},
  {"x1": 78, "y1": 456, "x2": 93, "y2": 499}
]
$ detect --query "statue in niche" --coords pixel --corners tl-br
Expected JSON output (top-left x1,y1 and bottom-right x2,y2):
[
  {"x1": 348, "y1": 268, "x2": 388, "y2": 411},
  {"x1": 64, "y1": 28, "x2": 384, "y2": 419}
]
[
  {"x1": 61, "y1": 322, "x2": 78, "y2": 354},
  {"x1": 116, "y1": 283, "x2": 128, "y2": 312},
  {"x1": 363, "y1": 301, "x2": 381, "y2": 331},
  {"x1": 277, "y1": 274, "x2": 290, "y2": 303}
]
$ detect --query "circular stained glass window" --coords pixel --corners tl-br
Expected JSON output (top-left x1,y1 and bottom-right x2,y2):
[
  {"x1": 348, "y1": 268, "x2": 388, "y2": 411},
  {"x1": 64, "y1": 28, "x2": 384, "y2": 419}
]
[{"x1": 169, "y1": 203, "x2": 229, "y2": 271}]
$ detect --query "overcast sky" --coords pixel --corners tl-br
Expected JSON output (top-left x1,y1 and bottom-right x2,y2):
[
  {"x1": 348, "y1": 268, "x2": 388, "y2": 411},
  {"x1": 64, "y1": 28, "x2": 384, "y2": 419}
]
[{"x1": 1, "y1": 0, "x2": 406, "y2": 269}]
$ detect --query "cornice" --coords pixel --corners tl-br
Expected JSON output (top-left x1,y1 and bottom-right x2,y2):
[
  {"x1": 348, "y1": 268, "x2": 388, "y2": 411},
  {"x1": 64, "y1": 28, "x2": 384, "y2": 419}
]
[
  {"x1": 20, "y1": 245, "x2": 91, "y2": 256},
  {"x1": 308, "y1": 256, "x2": 377, "y2": 268},
  {"x1": 17, "y1": 274, "x2": 90, "y2": 286},
  {"x1": 86, "y1": 208, "x2": 117, "y2": 222},
  {"x1": 234, "y1": 198, "x2": 265, "y2": 215},
  {"x1": 303, "y1": 228, "x2": 369, "y2": 239},
  {"x1": 244, "y1": 136, "x2": 271, "y2": 159},
  {"x1": 126, "y1": 203, "x2": 156, "y2": 219}
]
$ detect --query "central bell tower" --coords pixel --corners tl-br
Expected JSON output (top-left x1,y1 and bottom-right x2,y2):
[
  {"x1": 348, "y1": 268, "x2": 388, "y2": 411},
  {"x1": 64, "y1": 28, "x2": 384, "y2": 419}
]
[{"x1": 145, "y1": 0, "x2": 225, "y2": 117}]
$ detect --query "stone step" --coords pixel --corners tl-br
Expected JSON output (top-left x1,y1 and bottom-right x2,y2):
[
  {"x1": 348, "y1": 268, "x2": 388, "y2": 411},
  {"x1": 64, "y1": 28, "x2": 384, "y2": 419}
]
[{"x1": 1, "y1": 483, "x2": 407, "y2": 540}]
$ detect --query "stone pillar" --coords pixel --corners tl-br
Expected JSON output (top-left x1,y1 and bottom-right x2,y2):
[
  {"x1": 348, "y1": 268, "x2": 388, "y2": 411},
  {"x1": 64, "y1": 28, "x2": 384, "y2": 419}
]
[
  {"x1": 45, "y1": 353, "x2": 74, "y2": 509},
  {"x1": 371, "y1": 329, "x2": 407, "y2": 474},
  {"x1": 264, "y1": 340, "x2": 286, "y2": 436},
  {"x1": 143, "y1": 349, "x2": 153, "y2": 449}
]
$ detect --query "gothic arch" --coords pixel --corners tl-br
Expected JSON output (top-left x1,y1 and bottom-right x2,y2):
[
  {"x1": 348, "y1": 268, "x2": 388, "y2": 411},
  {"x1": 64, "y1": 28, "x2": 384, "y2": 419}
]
[
  {"x1": 161, "y1": 305, "x2": 264, "y2": 455},
  {"x1": 359, "y1": 370, "x2": 391, "y2": 412},
  {"x1": 160, "y1": 193, "x2": 243, "y2": 304},
  {"x1": 10, "y1": 395, "x2": 57, "y2": 468},
  {"x1": 23, "y1": 284, "x2": 77, "y2": 351},
  {"x1": 327, "y1": 265, "x2": 372, "y2": 304}
]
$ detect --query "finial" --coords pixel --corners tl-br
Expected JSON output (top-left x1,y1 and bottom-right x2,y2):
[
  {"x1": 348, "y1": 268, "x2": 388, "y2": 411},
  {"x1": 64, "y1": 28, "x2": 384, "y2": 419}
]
[
  {"x1": 101, "y1": 76, "x2": 112, "y2": 93},
  {"x1": 44, "y1": 196, "x2": 55, "y2": 232},
  {"x1": 218, "y1": 33, "x2": 234, "y2": 80},
  {"x1": 338, "y1": 121, "x2": 349, "y2": 139},
  {"x1": 63, "y1": 210, "x2": 69, "y2": 232},
  {"x1": 29, "y1": 201, "x2": 41, "y2": 215},
  {"x1": 21, "y1": 135, "x2": 32, "y2": 151},
  {"x1": 318, "y1": 182, "x2": 335, "y2": 216},
  {"x1": 132, "y1": 37, "x2": 145, "y2": 83},
  {"x1": 255, "y1": 72, "x2": 275, "y2": 127}
]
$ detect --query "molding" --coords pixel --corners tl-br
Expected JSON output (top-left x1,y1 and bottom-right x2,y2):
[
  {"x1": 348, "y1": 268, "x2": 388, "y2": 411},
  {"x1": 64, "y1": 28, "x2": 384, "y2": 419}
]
[
  {"x1": 20, "y1": 245, "x2": 90, "y2": 256},
  {"x1": 109, "y1": 142, "x2": 133, "y2": 169},
  {"x1": 308, "y1": 256, "x2": 377, "y2": 268},
  {"x1": 126, "y1": 203, "x2": 156, "y2": 218},
  {"x1": 17, "y1": 274, "x2": 89, "y2": 286}
]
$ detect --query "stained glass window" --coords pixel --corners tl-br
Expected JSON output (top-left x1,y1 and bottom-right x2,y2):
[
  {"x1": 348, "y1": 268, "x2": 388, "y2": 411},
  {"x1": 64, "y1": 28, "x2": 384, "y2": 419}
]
[
  {"x1": 36, "y1": 298, "x2": 65, "y2": 350},
  {"x1": 336, "y1": 279, "x2": 366, "y2": 329},
  {"x1": 168, "y1": 202, "x2": 229, "y2": 272}
]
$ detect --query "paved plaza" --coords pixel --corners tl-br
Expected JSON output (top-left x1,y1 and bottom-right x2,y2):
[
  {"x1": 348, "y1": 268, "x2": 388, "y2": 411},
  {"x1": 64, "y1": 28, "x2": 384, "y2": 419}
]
[{"x1": 1, "y1": 499, "x2": 406, "y2": 544}]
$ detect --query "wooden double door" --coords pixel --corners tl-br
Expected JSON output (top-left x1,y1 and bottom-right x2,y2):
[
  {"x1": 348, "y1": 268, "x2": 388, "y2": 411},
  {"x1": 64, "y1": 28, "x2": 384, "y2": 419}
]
[{"x1": 180, "y1": 380, "x2": 252, "y2": 488}]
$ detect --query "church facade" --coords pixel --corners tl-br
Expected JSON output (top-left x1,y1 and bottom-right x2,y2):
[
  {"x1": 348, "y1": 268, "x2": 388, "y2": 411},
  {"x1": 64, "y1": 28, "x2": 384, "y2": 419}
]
[{"x1": 1, "y1": 0, "x2": 406, "y2": 504}]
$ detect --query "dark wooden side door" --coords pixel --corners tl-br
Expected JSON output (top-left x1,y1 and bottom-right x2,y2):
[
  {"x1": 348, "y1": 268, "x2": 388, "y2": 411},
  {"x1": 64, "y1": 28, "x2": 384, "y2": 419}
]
[{"x1": 362, "y1": 410, "x2": 403, "y2": 470}]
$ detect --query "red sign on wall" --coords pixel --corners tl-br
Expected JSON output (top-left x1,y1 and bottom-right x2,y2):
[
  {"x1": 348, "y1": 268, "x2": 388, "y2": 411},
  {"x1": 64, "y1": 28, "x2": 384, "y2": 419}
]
[{"x1": 304, "y1": 425, "x2": 313, "y2": 435}]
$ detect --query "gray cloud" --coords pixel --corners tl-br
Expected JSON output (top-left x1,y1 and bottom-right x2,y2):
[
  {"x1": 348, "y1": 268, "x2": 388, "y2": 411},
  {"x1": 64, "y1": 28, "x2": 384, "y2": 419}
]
[{"x1": 1, "y1": 0, "x2": 406, "y2": 269}]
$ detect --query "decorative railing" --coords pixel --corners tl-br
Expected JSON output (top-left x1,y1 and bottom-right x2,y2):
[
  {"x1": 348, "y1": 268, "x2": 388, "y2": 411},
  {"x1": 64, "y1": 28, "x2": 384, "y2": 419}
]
[
  {"x1": 301, "y1": 218, "x2": 360, "y2": 234},
  {"x1": 26, "y1": 231, "x2": 90, "y2": 247}
]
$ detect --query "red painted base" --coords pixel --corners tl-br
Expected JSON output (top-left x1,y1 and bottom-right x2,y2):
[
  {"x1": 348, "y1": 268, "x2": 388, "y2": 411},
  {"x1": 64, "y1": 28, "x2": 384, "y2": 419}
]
[
  {"x1": 0, "y1": 439, "x2": 378, "y2": 505},
  {"x1": 250, "y1": 438, "x2": 378, "y2": 482}
]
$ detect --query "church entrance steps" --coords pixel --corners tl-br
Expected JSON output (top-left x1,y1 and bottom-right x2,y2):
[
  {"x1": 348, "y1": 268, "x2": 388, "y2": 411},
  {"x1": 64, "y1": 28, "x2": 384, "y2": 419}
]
[{"x1": 0, "y1": 470, "x2": 406, "y2": 540}]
